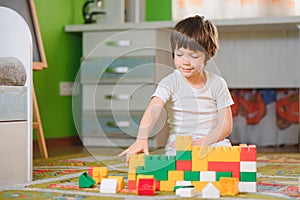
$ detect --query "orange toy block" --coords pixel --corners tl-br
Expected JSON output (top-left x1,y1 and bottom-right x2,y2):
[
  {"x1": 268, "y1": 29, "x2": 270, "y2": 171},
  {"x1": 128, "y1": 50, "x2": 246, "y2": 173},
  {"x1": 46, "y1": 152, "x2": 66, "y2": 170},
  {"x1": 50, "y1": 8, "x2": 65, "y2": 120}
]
[
  {"x1": 108, "y1": 176, "x2": 125, "y2": 191},
  {"x1": 207, "y1": 146, "x2": 240, "y2": 162},
  {"x1": 240, "y1": 144, "x2": 257, "y2": 161},
  {"x1": 168, "y1": 170, "x2": 184, "y2": 181},
  {"x1": 129, "y1": 154, "x2": 146, "y2": 173},
  {"x1": 89, "y1": 167, "x2": 108, "y2": 184},
  {"x1": 160, "y1": 180, "x2": 176, "y2": 191},
  {"x1": 192, "y1": 181, "x2": 220, "y2": 192},
  {"x1": 219, "y1": 177, "x2": 239, "y2": 196},
  {"x1": 192, "y1": 146, "x2": 208, "y2": 171},
  {"x1": 176, "y1": 136, "x2": 192, "y2": 151}
]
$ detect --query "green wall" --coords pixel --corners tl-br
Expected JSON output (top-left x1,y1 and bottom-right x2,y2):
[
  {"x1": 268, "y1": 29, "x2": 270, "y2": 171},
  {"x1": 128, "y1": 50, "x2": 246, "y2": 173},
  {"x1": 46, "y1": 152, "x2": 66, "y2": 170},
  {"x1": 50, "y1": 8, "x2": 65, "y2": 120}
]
[{"x1": 33, "y1": 0, "x2": 84, "y2": 139}]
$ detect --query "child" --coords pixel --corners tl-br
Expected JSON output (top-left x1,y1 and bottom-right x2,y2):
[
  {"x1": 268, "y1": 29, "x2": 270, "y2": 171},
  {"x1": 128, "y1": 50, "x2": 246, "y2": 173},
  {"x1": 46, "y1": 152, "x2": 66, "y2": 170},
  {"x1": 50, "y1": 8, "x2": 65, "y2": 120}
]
[{"x1": 119, "y1": 15, "x2": 234, "y2": 161}]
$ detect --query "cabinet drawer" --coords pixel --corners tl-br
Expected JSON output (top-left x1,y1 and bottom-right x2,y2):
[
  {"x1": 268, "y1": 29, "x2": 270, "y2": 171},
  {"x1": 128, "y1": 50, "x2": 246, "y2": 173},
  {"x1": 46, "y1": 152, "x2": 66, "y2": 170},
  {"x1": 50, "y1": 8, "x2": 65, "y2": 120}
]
[
  {"x1": 83, "y1": 29, "x2": 156, "y2": 57},
  {"x1": 81, "y1": 56, "x2": 155, "y2": 83},
  {"x1": 82, "y1": 84, "x2": 155, "y2": 111}
]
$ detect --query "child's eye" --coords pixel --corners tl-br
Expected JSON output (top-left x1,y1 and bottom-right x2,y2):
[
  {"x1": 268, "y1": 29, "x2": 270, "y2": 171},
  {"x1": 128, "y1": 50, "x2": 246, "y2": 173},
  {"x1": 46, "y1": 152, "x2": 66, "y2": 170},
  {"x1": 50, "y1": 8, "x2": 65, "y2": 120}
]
[
  {"x1": 175, "y1": 52, "x2": 183, "y2": 57},
  {"x1": 191, "y1": 55, "x2": 199, "y2": 59}
]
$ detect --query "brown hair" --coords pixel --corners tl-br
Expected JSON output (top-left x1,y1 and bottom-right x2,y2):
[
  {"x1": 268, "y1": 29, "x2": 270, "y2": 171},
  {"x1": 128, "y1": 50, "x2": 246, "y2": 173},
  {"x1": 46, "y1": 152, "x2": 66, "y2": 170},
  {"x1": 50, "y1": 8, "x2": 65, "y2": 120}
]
[{"x1": 170, "y1": 15, "x2": 219, "y2": 64}]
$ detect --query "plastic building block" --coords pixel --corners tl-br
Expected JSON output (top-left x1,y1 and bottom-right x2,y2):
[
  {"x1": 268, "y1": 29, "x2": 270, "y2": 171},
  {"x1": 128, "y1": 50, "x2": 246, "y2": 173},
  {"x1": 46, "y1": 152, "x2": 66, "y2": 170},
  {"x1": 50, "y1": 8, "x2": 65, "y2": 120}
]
[
  {"x1": 176, "y1": 180, "x2": 192, "y2": 187},
  {"x1": 127, "y1": 180, "x2": 137, "y2": 190},
  {"x1": 240, "y1": 172, "x2": 256, "y2": 182},
  {"x1": 108, "y1": 176, "x2": 124, "y2": 191},
  {"x1": 168, "y1": 170, "x2": 184, "y2": 181},
  {"x1": 176, "y1": 136, "x2": 192, "y2": 151},
  {"x1": 184, "y1": 171, "x2": 200, "y2": 181},
  {"x1": 136, "y1": 174, "x2": 155, "y2": 187},
  {"x1": 208, "y1": 162, "x2": 240, "y2": 180},
  {"x1": 176, "y1": 151, "x2": 192, "y2": 160},
  {"x1": 200, "y1": 171, "x2": 216, "y2": 182},
  {"x1": 238, "y1": 182, "x2": 257, "y2": 193},
  {"x1": 176, "y1": 187, "x2": 196, "y2": 197},
  {"x1": 192, "y1": 181, "x2": 220, "y2": 192},
  {"x1": 160, "y1": 180, "x2": 176, "y2": 191},
  {"x1": 88, "y1": 167, "x2": 108, "y2": 184},
  {"x1": 219, "y1": 177, "x2": 239, "y2": 196},
  {"x1": 240, "y1": 144, "x2": 256, "y2": 161},
  {"x1": 240, "y1": 161, "x2": 257, "y2": 172},
  {"x1": 128, "y1": 172, "x2": 136, "y2": 181},
  {"x1": 155, "y1": 180, "x2": 160, "y2": 191},
  {"x1": 207, "y1": 146, "x2": 240, "y2": 162},
  {"x1": 79, "y1": 172, "x2": 96, "y2": 188},
  {"x1": 176, "y1": 160, "x2": 192, "y2": 171},
  {"x1": 216, "y1": 172, "x2": 232, "y2": 181},
  {"x1": 100, "y1": 178, "x2": 118, "y2": 193},
  {"x1": 192, "y1": 146, "x2": 208, "y2": 171},
  {"x1": 128, "y1": 153, "x2": 146, "y2": 173},
  {"x1": 137, "y1": 178, "x2": 156, "y2": 196},
  {"x1": 202, "y1": 182, "x2": 220, "y2": 198}
]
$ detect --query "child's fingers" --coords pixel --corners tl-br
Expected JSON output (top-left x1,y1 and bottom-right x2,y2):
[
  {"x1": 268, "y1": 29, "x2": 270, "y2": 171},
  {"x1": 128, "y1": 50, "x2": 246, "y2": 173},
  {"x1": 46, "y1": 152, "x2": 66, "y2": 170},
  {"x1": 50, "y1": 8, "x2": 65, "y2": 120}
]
[{"x1": 118, "y1": 148, "x2": 128, "y2": 157}]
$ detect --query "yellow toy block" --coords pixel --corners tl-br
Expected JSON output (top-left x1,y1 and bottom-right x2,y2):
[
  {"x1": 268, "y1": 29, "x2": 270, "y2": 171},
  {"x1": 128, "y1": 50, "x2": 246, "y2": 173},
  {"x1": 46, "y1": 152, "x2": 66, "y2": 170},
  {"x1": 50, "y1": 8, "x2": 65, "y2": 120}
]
[
  {"x1": 207, "y1": 146, "x2": 240, "y2": 162},
  {"x1": 108, "y1": 176, "x2": 125, "y2": 191},
  {"x1": 93, "y1": 167, "x2": 108, "y2": 184},
  {"x1": 219, "y1": 177, "x2": 239, "y2": 196},
  {"x1": 160, "y1": 180, "x2": 176, "y2": 191},
  {"x1": 128, "y1": 154, "x2": 145, "y2": 173},
  {"x1": 168, "y1": 170, "x2": 184, "y2": 181},
  {"x1": 192, "y1": 146, "x2": 208, "y2": 171},
  {"x1": 136, "y1": 174, "x2": 154, "y2": 187},
  {"x1": 176, "y1": 136, "x2": 192, "y2": 151},
  {"x1": 128, "y1": 172, "x2": 136, "y2": 181},
  {"x1": 192, "y1": 181, "x2": 220, "y2": 192}
]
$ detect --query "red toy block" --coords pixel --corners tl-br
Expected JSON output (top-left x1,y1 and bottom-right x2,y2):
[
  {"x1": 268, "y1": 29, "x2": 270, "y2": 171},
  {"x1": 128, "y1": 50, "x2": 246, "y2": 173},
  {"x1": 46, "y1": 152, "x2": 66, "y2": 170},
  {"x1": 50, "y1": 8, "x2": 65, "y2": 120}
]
[
  {"x1": 128, "y1": 180, "x2": 137, "y2": 190},
  {"x1": 156, "y1": 180, "x2": 160, "y2": 191},
  {"x1": 137, "y1": 178, "x2": 156, "y2": 196},
  {"x1": 176, "y1": 160, "x2": 192, "y2": 171},
  {"x1": 208, "y1": 162, "x2": 240, "y2": 180},
  {"x1": 88, "y1": 167, "x2": 93, "y2": 176},
  {"x1": 240, "y1": 145, "x2": 256, "y2": 161}
]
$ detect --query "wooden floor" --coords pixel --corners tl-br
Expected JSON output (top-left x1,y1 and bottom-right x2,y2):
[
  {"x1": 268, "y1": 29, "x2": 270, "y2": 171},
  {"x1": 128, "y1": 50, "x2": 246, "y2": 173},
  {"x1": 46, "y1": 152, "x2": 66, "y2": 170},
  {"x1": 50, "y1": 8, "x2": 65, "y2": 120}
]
[{"x1": 33, "y1": 137, "x2": 299, "y2": 159}]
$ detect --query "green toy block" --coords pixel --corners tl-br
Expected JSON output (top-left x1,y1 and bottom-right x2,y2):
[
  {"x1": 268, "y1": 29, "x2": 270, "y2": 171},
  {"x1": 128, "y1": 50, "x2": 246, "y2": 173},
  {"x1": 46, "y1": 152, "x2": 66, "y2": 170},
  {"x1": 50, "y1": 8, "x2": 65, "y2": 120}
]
[
  {"x1": 176, "y1": 151, "x2": 192, "y2": 160},
  {"x1": 79, "y1": 172, "x2": 96, "y2": 188},
  {"x1": 184, "y1": 171, "x2": 200, "y2": 181},
  {"x1": 216, "y1": 172, "x2": 232, "y2": 181},
  {"x1": 136, "y1": 155, "x2": 176, "y2": 180},
  {"x1": 240, "y1": 172, "x2": 257, "y2": 182}
]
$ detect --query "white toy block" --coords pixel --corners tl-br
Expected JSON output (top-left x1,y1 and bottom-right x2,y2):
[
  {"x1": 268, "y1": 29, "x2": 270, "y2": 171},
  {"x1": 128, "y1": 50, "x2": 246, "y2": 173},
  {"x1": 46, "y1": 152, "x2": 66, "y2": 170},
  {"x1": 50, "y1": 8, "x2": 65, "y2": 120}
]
[
  {"x1": 240, "y1": 161, "x2": 257, "y2": 172},
  {"x1": 238, "y1": 182, "x2": 257, "y2": 193},
  {"x1": 200, "y1": 171, "x2": 216, "y2": 182},
  {"x1": 176, "y1": 180, "x2": 192, "y2": 186},
  {"x1": 176, "y1": 187, "x2": 196, "y2": 197},
  {"x1": 202, "y1": 182, "x2": 220, "y2": 198},
  {"x1": 100, "y1": 178, "x2": 118, "y2": 194}
]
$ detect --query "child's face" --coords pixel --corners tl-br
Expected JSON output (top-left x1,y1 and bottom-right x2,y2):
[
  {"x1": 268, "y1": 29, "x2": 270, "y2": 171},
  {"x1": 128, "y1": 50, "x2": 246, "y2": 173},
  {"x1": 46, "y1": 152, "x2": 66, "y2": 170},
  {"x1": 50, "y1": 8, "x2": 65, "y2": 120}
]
[{"x1": 174, "y1": 47, "x2": 206, "y2": 78}]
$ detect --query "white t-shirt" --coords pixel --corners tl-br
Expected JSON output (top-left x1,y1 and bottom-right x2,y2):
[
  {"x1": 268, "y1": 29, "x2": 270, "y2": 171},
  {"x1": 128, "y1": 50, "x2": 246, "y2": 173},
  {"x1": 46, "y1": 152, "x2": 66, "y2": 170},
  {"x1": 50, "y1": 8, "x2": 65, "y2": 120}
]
[{"x1": 152, "y1": 69, "x2": 234, "y2": 151}]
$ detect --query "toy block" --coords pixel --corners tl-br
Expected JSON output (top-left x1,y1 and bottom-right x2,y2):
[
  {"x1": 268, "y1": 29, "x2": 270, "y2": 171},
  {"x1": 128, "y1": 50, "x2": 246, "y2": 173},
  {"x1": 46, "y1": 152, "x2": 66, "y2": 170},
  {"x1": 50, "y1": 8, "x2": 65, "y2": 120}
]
[
  {"x1": 240, "y1": 161, "x2": 257, "y2": 172},
  {"x1": 176, "y1": 136, "x2": 192, "y2": 151},
  {"x1": 136, "y1": 174, "x2": 154, "y2": 187},
  {"x1": 202, "y1": 182, "x2": 220, "y2": 198},
  {"x1": 207, "y1": 146, "x2": 240, "y2": 162},
  {"x1": 238, "y1": 182, "x2": 257, "y2": 193},
  {"x1": 128, "y1": 172, "x2": 136, "y2": 181},
  {"x1": 127, "y1": 180, "x2": 137, "y2": 190},
  {"x1": 160, "y1": 180, "x2": 176, "y2": 191},
  {"x1": 108, "y1": 176, "x2": 124, "y2": 191},
  {"x1": 79, "y1": 172, "x2": 96, "y2": 188},
  {"x1": 240, "y1": 144, "x2": 256, "y2": 161},
  {"x1": 219, "y1": 177, "x2": 239, "y2": 196},
  {"x1": 240, "y1": 172, "x2": 256, "y2": 182},
  {"x1": 184, "y1": 171, "x2": 200, "y2": 181},
  {"x1": 200, "y1": 171, "x2": 216, "y2": 182},
  {"x1": 155, "y1": 180, "x2": 160, "y2": 191},
  {"x1": 176, "y1": 150, "x2": 192, "y2": 160},
  {"x1": 208, "y1": 162, "x2": 240, "y2": 180},
  {"x1": 176, "y1": 180, "x2": 192, "y2": 187},
  {"x1": 90, "y1": 167, "x2": 108, "y2": 184},
  {"x1": 128, "y1": 153, "x2": 146, "y2": 173},
  {"x1": 174, "y1": 185, "x2": 194, "y2": 192},
  {"x1": 192, "y1": 181, "x2": 220, "y2": 192},
  {"x1": 176, "y1": 187, "x2": 196, "y2": 198},
  {"x1": 137, "y1": 178, "x2": 155, "y2": 196},
  {"x1": 168, "y1": 170, "x2": 184, "y2": 181},
  {"x1": 137, "y1": 155, "x2": 176, "y2": 180},
  {"x1": 100, "y1": 178, "x2": 118, "y2": 194},
  {"x1": 192, "y1": 146, "x2": 208, "y2": 171},
  {"x1": 176, "y1": 160, "x2": 192, "y2": 171},
  {"x1": 216, "y1": 172, "x2": 232, "y2": 181}
]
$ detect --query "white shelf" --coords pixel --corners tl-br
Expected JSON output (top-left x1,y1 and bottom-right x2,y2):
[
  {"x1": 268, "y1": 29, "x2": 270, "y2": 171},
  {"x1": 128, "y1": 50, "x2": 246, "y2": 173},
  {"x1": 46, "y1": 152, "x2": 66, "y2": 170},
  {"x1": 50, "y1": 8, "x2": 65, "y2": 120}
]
[{"x1": 65, "y1": 15, "x2": 300, "y2": 32}]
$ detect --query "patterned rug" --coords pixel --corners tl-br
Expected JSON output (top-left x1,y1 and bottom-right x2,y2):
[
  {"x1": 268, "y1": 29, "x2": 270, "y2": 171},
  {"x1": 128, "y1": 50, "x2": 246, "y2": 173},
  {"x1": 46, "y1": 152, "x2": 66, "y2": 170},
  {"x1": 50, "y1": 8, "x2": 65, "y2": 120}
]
[{"x1": 0, "y1": 148, "x2": 299, "y2": 199}]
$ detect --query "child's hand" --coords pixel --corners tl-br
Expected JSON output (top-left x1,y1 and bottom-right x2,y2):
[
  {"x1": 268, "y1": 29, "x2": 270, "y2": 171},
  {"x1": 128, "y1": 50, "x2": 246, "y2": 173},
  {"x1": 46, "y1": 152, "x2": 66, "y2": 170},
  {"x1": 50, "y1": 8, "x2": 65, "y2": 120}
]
[
  {"x1": 118, "y1": 138, "x2": 149, "y2": 165},
  {"x1": 192, "y1": 138, "x2": 205, "y2": 146}
]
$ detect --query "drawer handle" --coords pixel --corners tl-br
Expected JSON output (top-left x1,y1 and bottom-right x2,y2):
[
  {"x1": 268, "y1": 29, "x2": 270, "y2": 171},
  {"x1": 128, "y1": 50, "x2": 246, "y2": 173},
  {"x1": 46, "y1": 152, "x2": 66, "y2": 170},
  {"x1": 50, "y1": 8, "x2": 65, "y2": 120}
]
[
  {"x1": 105, "y1": 94, "x2": 131, "y2": 100},
  {"x1": 105, "y1": 66, "x2": 129, "y2": 74},
  {"x1": 105, "y1": 40, "x2": 131, "y2": 47},
  {"x1": 106, "y1": 121, "x2": 130, "y2": 128}
]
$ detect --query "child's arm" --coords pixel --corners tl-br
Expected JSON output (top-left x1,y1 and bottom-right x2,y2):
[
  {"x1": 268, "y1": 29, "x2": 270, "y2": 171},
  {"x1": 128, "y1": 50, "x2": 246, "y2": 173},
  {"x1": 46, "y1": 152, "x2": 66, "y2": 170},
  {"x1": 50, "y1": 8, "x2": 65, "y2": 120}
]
[
  {"x1": 192, "y1": 106, "x2": 233, "y2": 146},
  {"x1": 118, "y1": 96, "x2": 165, "y2": 163}
]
